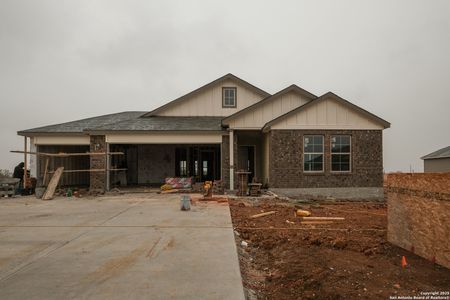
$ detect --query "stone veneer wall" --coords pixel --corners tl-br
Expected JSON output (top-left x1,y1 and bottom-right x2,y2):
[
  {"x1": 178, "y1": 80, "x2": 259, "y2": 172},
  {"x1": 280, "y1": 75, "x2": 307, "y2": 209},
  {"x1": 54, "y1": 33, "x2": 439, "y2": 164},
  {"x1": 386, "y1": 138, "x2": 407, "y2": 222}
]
[
  {"x1": 269, "y1": 130, "x2": 383, "y2": 188},
  {"x1": 385, "y1": 173, "x2": 450, "y2": 269},
  {"x1": 221, "y1": 134, "x2": 238, "y2": 190},
  {"x1": 89, "y1": 135, "x2": 106, "y2": 191}
]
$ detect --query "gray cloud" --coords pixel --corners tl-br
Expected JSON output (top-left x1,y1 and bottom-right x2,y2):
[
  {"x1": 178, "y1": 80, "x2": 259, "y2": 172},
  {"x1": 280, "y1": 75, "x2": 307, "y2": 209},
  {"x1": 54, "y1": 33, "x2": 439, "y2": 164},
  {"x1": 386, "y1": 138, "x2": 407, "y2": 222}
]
[{"x1": 1, "y1": 0, "x2": 449, "y2": 172}]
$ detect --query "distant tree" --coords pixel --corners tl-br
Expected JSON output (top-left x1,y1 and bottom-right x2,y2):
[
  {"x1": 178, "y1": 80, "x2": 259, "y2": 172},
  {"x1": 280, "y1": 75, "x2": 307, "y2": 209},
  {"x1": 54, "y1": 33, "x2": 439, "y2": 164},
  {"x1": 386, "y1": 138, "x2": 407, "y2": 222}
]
[{"x1": 0, "y1": 169, "x2": 12, "y2": 178}]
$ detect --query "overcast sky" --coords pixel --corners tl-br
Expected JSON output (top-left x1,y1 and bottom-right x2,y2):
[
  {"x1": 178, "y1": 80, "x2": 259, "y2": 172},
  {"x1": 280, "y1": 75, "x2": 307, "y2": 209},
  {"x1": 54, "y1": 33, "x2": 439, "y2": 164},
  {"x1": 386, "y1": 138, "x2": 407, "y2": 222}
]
[{"x1": 1, "y1": 0, "x2": 449, "y2": 173}]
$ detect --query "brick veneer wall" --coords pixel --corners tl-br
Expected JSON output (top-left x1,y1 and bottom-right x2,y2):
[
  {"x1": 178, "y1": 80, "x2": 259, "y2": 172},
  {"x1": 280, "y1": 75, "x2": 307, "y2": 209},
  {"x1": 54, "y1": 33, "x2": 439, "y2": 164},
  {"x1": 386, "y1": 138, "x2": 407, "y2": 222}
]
[
  {"x1": 269, "y1": 130, "x2": 383, "y2": 188},
  {"x1": 89, "y1": 135, "x2": 106, "y2": 191},
  {"x1": 386, "y1": 173, "x2": 450, "y2": 269},
  {"x1": 221, "y1": 134, "x2": 238, "y2": 190}
]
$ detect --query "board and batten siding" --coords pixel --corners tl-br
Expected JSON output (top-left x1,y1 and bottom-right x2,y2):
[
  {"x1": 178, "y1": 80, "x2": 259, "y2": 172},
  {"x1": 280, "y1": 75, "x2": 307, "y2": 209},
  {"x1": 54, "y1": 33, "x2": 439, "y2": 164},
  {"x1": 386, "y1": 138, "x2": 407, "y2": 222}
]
[
  {"x1": 227, "y1": 91, "x2": 311, "y2": 129},
  {"x1": 270, "y1": 97, "x2": 384, "y2": 130},
  {"x1": 157, "y1": 79, "x2": 265, "y2": 117}
]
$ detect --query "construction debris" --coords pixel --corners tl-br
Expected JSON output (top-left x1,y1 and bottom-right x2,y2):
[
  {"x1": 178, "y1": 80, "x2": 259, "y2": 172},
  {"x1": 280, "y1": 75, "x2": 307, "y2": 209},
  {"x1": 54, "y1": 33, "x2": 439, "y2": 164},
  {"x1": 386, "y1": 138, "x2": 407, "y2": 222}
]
[
  {"x1": 300, "y1": 221, "x2": 334, "y2": 225},
  {"x1": 180, "y1": 195, "x2": 191, "y2": 211},
  {"x1": 248, "y1": 183, "x2": 262, "y2": 197},
  {"x1": 301, "y1": 216, "x2": 345, "y2": 221},
  {"x1": 160, "y1": 184, "x2": 173, "y2": 191},
  {"x1": 229, "y1": 198, "x2": 450, "y2": 299},
  {"x1": 249, "y1": 211, "x2": 276, "y2": 219},
  {"x1": 0, "y1": 178, "x2": 20, "y2": 197},
  {"x1": 42, "y1": 167, "x2": 64, "y2": 200},
  {"x1": 203, "y1": 181, "x2": 213, "y2": 198},
  {"x1": 161, "y1": 189, "x2": 180, "y2": 194},
  {"x1": 296, "y1": 209, "x2": 311, "y2": 217}
]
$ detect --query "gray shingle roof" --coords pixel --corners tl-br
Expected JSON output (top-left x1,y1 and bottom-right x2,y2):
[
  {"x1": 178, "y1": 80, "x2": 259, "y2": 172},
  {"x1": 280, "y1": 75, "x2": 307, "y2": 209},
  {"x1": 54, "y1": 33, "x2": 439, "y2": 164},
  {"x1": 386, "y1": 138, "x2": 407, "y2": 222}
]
[
  {"x1": 87, "y1": 116, "x2": 224, "y2": 132},
  {"x1": 421, "y1": 146, "x2": 450, "y2": 160},
  {"x1": 18, "y1": 112, "x2": 225, "y2": 135},
  {"x1": 18, "y1": 111, "x2": 146, "y2": 134}
]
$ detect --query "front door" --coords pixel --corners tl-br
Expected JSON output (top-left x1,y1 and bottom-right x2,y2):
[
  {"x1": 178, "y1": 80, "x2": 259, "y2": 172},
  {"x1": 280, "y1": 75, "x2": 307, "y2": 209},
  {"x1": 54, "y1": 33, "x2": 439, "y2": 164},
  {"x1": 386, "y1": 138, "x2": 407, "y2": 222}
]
[
  {"x1": 238, "y1": 146, "x2": 255, "y2": 182},
  {"x1": 200, "y1": 150, "x2": 215, "y2": 181}
]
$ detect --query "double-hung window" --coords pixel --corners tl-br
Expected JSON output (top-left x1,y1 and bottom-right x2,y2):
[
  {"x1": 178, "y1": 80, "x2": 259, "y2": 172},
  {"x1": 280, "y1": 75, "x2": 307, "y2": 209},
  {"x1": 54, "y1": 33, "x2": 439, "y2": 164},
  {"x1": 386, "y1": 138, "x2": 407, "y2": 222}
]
[
  {"x1": 303, "y1": 135, "x2": 324, "y2": 172},
  {"x1": 331, "y1": 135, "x2": 351, "y2": 172},
  {"x1": 222, "y1": 87, "x2": 237, "y2": 107}
]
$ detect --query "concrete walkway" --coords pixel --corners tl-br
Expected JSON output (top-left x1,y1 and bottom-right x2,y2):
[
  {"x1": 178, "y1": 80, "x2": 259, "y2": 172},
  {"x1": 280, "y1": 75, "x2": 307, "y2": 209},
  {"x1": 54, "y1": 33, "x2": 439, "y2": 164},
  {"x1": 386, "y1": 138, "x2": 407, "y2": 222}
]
[{"x1": 0, "y1": 193, "x2": 245, "y2": 300}]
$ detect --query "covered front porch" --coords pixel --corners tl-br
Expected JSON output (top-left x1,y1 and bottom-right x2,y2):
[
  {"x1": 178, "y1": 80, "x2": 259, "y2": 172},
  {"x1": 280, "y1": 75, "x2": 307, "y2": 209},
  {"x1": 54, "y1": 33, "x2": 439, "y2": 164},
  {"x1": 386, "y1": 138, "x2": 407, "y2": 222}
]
[
  {"x1": 107, "y1": 144, "x2": 221, "y2": 188},
  {"x1": 225, "y1": 130, "x2": 269, "y2": 190}
]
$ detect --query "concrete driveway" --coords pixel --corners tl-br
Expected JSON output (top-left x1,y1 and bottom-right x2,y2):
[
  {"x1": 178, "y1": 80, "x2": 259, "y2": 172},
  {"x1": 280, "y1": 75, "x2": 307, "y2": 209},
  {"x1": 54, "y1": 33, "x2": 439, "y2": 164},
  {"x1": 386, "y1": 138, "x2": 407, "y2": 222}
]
[{"x1": 0, "y1": 193, "x2": 245, "y2": 300}]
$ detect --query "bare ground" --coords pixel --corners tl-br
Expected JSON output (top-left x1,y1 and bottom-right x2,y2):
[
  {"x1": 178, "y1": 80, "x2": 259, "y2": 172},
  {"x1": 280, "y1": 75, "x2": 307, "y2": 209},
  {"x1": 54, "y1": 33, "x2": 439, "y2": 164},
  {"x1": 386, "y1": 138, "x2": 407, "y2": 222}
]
[{"x1": 229, "y1": 198, "x2": 450, "y2": 300}]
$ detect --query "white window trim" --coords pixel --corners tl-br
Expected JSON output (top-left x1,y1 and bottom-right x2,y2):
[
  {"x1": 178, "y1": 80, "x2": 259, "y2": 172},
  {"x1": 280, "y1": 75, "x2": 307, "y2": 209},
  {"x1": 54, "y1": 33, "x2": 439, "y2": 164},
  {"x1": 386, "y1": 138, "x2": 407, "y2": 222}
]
[
  {"x1": 303, "y1": 135, "x2": 324, "y2": 173},
  {"x1": 222, "y1": 87, "x2": 237, "y2": 108},
  {"x1": 330, "y1": 135, "x2": 352, "y2": 173}
]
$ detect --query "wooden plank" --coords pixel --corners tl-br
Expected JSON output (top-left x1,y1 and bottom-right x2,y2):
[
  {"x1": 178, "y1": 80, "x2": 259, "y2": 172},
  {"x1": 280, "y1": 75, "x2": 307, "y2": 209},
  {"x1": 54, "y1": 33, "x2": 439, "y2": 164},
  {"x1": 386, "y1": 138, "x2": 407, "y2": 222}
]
[
  {"x1": 10, "y1": 151, "x2": 124, "y2": 157},
  {"x1": 47, "y1": 168, "x2": 127, "y2": 174},
  {"x1": 23, "y1": 137, "x2": 28, "y2": 188},
  {"x1": 161, "y1": 189, "x2": 180, "y2": 194},
  {"x1": 302, "y1": 217, "x2": 345, "y2": 221},
  {"x1": 42, "y1": 167, "x2": 64, "y2": 200},
  {"x1": 249, "y1": 211, "x2": 276, "y2": 219},
  {"x1": 42, "y1": 158, "x2": 50, "y2": 186},
  {"x1": 300, "y1": 221, "x2": 334, "y2": 225}
]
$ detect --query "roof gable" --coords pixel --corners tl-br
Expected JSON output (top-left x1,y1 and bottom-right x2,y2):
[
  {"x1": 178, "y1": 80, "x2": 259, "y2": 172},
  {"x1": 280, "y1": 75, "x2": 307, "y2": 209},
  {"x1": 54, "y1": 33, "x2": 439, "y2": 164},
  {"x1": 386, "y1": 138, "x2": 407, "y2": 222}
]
[
  {"x1": 222, "y1": 84, "x2": 316, "y2": 125},
  {"x1": 262, "y1": 92, "x2": 390, "y2": 132},
  {"x1": 142, "y1": 73, "x2": 270, "y2": 117}
]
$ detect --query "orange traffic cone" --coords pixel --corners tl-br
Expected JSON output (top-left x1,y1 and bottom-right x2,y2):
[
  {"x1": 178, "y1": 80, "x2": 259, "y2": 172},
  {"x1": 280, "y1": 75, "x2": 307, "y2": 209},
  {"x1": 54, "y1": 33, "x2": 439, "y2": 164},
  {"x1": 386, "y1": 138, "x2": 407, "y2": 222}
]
[{"x1": 401, "y1": 256, "x2": 407, "y2": 268}]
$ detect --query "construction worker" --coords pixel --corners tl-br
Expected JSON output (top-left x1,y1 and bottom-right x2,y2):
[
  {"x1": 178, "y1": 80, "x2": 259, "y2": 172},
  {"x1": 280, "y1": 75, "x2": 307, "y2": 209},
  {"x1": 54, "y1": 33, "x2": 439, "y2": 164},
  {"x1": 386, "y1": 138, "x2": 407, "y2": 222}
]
[{"x1": 13, "y1": 162, "x2": 24, "y2": 194}]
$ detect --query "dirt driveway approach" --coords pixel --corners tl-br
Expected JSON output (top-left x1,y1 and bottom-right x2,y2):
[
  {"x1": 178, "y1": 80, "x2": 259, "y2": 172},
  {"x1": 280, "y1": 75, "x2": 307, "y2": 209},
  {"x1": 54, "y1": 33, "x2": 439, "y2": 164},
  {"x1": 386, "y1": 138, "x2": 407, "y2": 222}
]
[{"x1": 0, "y1": 193, "x2": 245, "y2": 300}]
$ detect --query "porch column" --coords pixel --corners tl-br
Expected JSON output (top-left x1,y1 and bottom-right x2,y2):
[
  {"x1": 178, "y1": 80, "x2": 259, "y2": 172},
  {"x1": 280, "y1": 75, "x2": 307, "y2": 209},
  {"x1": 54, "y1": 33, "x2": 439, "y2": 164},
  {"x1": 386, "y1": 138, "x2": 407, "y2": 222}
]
[
  {"x1": 229, "y1": 129, "x2": 234, "y2": 191},
  {"x1": 23, "y1": 136, "x2": 27, "y2": 188},
  {"x1": 89, "y1": 135, "x2": 107, "y2": 192}
]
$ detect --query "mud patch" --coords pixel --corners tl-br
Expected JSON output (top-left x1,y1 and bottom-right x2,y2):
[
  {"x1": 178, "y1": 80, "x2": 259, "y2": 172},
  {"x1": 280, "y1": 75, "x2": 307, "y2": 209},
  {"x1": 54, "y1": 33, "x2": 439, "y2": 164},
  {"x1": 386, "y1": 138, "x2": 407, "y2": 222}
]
[
  {"x1": 164, "y1": 238, "x2": 175, "y2": 250},
  {"x1": 86, "y1": 240, "x2": 152, "y2": 284}
]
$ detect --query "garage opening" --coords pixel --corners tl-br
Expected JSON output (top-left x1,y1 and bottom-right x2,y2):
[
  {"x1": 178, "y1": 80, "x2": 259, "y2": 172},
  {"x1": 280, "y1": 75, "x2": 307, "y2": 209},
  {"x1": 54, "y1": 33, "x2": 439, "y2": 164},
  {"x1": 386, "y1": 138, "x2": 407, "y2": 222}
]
[
  {"x1": 36, "y1": 145, "x2": 90, "y2": 187},
  {"x1": 109, "y1": 144, "x2": 221, "y2": 187}
]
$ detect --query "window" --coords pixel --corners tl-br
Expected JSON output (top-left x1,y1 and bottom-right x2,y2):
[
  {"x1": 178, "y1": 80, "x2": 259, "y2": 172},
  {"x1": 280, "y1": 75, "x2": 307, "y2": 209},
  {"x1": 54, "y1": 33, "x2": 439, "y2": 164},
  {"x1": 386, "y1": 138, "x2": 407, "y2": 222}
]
[
  {"x1": 179, "y1": 160, "x2": 187, "y2": 176},
  {"x1": 331, "y1": 135, "x2": 351, "y2": 172},
  {"x1": 222, "y1": 87, "x2": 237, "y2": 107},
  {"x1": 194, "y1": 160, "x2": 198, "y2": 176},
  {"x1": 175, "y1": 147, "x2": 188, "y2": 176},
  {"x1": 304, "y1": 135, "x2": 324, "y2": 172},
  {"x1": 202, "y1": 161, "x2": 208, "y2": 176}
]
